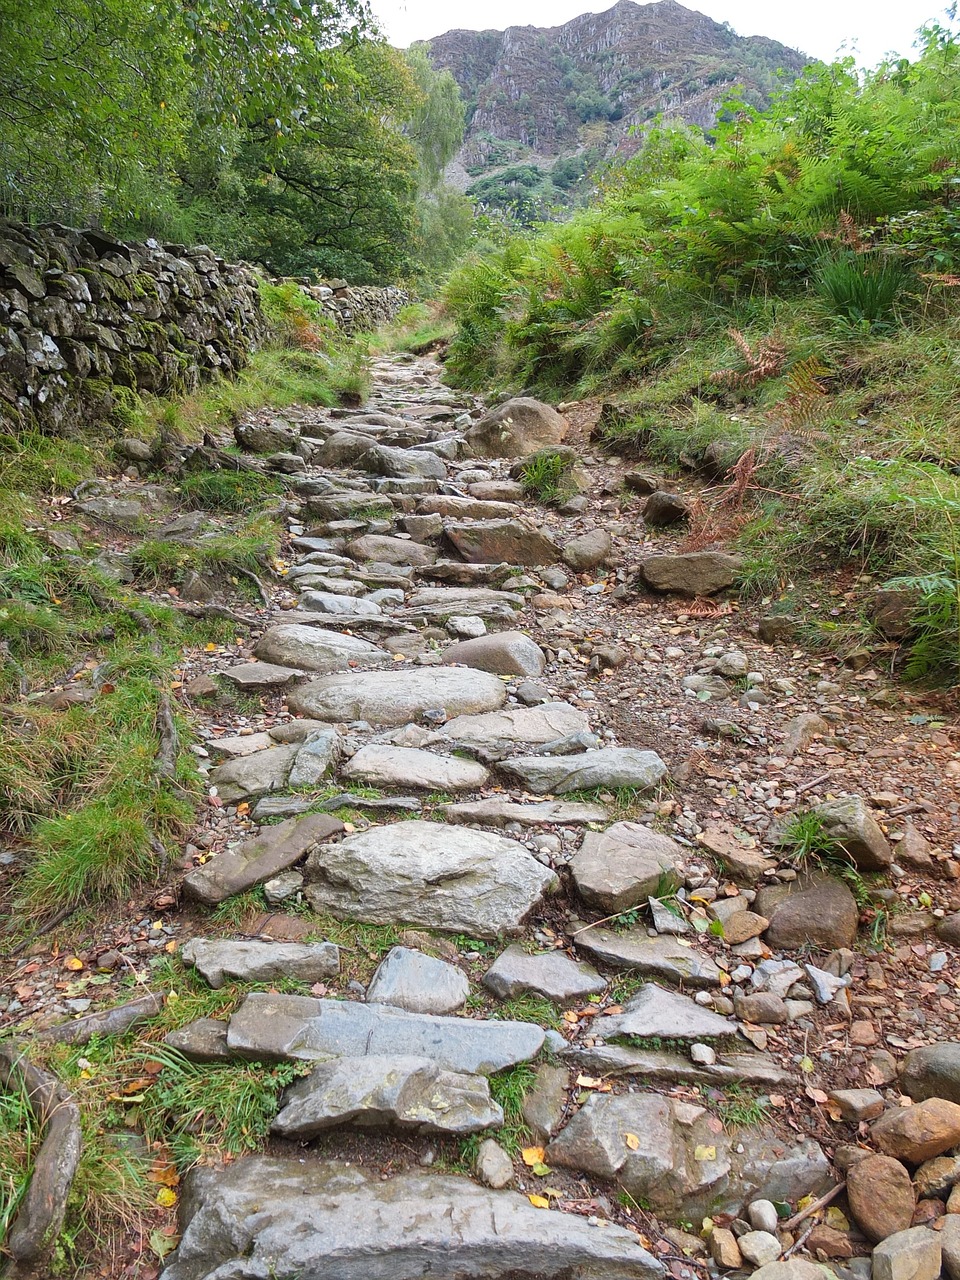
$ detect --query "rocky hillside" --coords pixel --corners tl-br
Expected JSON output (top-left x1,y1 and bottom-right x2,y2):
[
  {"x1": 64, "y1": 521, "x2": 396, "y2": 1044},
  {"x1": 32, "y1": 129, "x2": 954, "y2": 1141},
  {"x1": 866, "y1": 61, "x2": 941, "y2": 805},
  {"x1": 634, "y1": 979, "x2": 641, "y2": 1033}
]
[{"x1": 422, "y1": 0, "x2": 809, "y2": 190}]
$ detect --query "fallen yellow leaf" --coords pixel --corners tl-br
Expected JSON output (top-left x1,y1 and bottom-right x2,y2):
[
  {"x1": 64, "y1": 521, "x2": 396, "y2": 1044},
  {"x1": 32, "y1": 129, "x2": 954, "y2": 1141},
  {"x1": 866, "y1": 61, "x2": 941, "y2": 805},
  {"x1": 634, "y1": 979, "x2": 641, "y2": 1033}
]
[
  {"x1": 528, "y1": 1194, "x2": 550, "y2": 1209},
  {"x1": 156, "y1": 1187, "x2": 177, "y2": 1207},
  {"x1": 693, "y1": 1145, "x2": 716, "y2": 1162},
  {"x1": 204, "y1": 643, "x2": 217, "y2": 653},
  {"x1": 522, "y1": 1147, "x2": 546, "y2": 1167},
  {"x1": 64, "y1": 956, "x2": 84, "y2": 971},
  {"x1": 625, "y1": 1133, "x2": 640, "y2": 1151}
]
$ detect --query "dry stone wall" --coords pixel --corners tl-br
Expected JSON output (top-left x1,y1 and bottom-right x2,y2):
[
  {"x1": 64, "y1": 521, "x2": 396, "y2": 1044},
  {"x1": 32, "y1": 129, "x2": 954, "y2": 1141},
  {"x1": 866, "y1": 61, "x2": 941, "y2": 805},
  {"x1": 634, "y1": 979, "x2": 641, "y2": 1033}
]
[
  {"x1": 0, "y1": 219, "x2": 411, "y2": 435},
  {"x1": 0, "y1": 219, "x2": 267, "y2": 434}
]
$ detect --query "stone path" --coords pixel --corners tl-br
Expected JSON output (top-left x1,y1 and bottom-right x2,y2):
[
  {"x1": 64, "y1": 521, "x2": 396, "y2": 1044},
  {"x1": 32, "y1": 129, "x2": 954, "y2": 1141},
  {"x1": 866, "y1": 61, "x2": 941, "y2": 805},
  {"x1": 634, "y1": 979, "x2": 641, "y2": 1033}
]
[{"x1": 8, "y1": 351, "x2": 960, "y2": 1278}]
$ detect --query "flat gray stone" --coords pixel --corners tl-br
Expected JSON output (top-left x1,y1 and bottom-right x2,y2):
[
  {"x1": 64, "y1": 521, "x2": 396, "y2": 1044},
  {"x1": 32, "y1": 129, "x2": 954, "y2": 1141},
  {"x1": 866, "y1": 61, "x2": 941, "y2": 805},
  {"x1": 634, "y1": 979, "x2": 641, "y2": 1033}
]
[
  {"x1": 445, "y1": 518, "x2": 560, "y2": 566},
  {"x1": 298, "y1": 590, "x2": 382, "y2": 616},
  {"x1": 437, "y1": 702, "x2": 589, "y2": 749},
  {"x1": 220, "y1": 662, "x2": 305, "y2": 689},
  {"x1": 640, "y1": 552, "x2": 742, "y2": 596},
  {"x1": 209, "y1": 744, "x2": 299, "y2": 802},
  {"x1": 227, "y1": 991, "x2": 545, "y2": 1075},
  {"x1": 341, "y1": 745, "x2": 489, "y2": 792},
  {"x1": 872, "y1": 1227, "x2": 941, "y2": 1280},
  {"x1": 164, "y1": 1157, "x2": 664, "y2": 1280},
  {"x1": 483, "y1": 945, "x2": 606, "y2": 1005},
  {"x1": 476, "y1": 1137, "x2": 515, "y2": 1188},
  {"x1": 367, "y1": 947, "x2": 469, "y2": 1015},
  {"x1": 272, "y1": 1055, "x2": 499, "y2": 1137},
  {"x1": 255, "y1": 625, "x2": 389, "y2": 672},
  {"x1": 807, "y1": 795, "x2": 893, "y2": 870},
  {"x1": 442, "y1": 798, "x2": 608, "y2": 827},
  {"x1": 571, "y1": 822, "x2": 684, "y2": 913},
  {"x1": 442, "y1": 631, "x2": 545, "y2": 677},
  {"x1": 362, "y1": 443, "x2": 447, "y2": 480},
  {"x1": 574, "y1": 925, "x2": 722, "y2": 989},
  {"x1": 563, "y1": 1044, "x2": 793, "y2": 1088},
  {"x1": 288, "y1": 667, "x2": 507, "y2": 726},
  {"x1": 404, "y1": 586, "x2": 523, "y2": 620},
  {"x1": 181, "y1": 938, "x2": 339, "y2": 989},
  {"x1": 501, "y1": 748, "x2": 667, "y2": 795},
  {"x1": 901, "y1": 1041, "x2": 960, "y2": 1105},
  {"x1": 206, "y1": 731, "x2": 274, "y2": 760},
  {"x1": 562, "y1": 529, "x2": 612, "y2": 571},
  {"x1": 163, "y1": 1017, "x2": 230, "y2": 1063},
  {"x1": 303, "y1": 820, "x2": 557, "y2": 937},
  {"x1": 182, "y1": 813, "x2": 343, "y2": 906},
  {"x1": 599, "y1": 986, "x2": 734, "y2": 1042}
]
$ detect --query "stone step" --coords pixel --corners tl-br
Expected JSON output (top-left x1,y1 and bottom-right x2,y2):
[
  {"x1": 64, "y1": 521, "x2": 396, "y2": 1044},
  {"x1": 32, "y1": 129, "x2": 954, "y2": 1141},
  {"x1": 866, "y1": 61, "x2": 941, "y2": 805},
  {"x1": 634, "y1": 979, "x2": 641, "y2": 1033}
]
[
  {"x1": 286, "y1": 666, "x2": 507, "y2": 726},
  {"x1": 226, "y1": 991, "x2": 545, "y2": 1074},
  {"x1": 164, "y1": 1157, "x2": 664, "y2": 1280},
  {"x1": 500, "y1": 747, "x2": 668, "y2": 794}
]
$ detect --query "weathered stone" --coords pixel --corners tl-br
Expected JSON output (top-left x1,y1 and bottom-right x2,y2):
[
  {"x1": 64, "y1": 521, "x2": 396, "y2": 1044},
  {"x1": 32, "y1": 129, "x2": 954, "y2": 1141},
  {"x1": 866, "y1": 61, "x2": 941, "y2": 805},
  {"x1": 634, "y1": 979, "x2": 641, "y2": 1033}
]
[
  {"x1": 747, "y1": 1200, "x2": 780, "y2": 1235},
  {"x1": 235, "y1": 418, "x2": 299, "y2": 452},
  {"x1": 227, "y1": 991, "x2": 544, "y2": 1075},
  {"x1": 366, "y1": 947, "x2": 469, "y2": 1015},
  {"x1": 782, "y1": 712, "x2": 829, "y2": 756},
  {"x1": 341, "y1": 744, "x2": 489, "y2": 792},
  {"x1": 571, "y1": 822, "x2": 684, "y2": 913},
  {"x1": 522, "y1": 1063, "x2": 570, "y2": 1141},
  {"x1": 562, "y1": 1043, "x2": 793, "y2": 1088},
  {"x1": 288, "y1": 666, "x2": 507, "y2": 726},
  {"x1": 209, "y1": 744, "x2": 299, "y2": 802},
  {"x1": 942, "y1": 1216, "x2": 960, "y2": 1280},
  {"x1": 562, "y1": 529, "x2": 612, "y2": 571},
  {"x1": 738, "y1": 1232, "x2": 781, "y2": 1267},
  {"x1": 828, "y1": 1088, "x2": 885, "y2": 1122},
  {"x1": 476, "y1": 1138, "x2": 515, "y2": 1188},
  {"x1": 900, "y1": 1042, "x2": 960, "y2": 1105},
  {"x1": 575, "y1": 926, "x2": 721, "y2": 988},
  {"x1": 445, "y1": 518, "x2": 560, "y2": 566},
  {"x1": 207, "y1": 731, "x2": 273, "y2": 760},
  {"x1": 804, "y1": 1224, "x2": 852, "y2": 1259},
  {"x1": 442, "y1": 798, "x2": 608, "y2": 827},
  {"x1": 255, "y1": 624, "x2": 389, "y2": 672},
  {"x1": 181, "y1": 938, "x2": 339, "y2": 989},
  {"x1": 643, "y1": 491, "x2": 690, "y2": 526},
  {"x1": 640, "y1": 551, "x2": 742, "y2": 596},
  {"x1": 437, "y1": 702, "x2": 589, "y2": 749},
  {"x1": 442, "y1": 630, "x2": 545, "y2": 676},
  {"x1": 163, "y1": 1018, "x2": 230, "y2": 1063},
  {"x1": 846, "y1": 1153, "x2": 916, "y2": 1242},
  {"x1": 220, "y1": 662, "x2": 305, "y2": 689},
  {"x1": 182, "y1": 813, "x2": 342, "y2": 906},
  {"x1": 361, "y1": 443, "x2": 447, "y2": 480},
  {"x1": 418, "y1": 495, "x2": 518, "y2": 520},
  {"x1": 405, "y1": 585, "x2": 523, "y2": 619},
  {"x1": 482, "y1": 945, "x2": 606, "y2": 1005},
  {"x1": 464, "y1": 397, "x2": 568, "y2": 458},
  {"x1": 710, "y1": 1226, "x2": 743, "y2": 1269},
  {"x1": 914, "y1": 1154, "x2": 960, "y2": 1198},
  {"x1": 600, "y1": 986, "x2": 734, "y2": 1042},
  {"x1": 345, "y1": 534, "x2": 437, "y2": 567},
  {"x1": 271, "y1": 1055, "x2": 500, "y2": 1137},
  {"x1": 763, "y1": 879, "x2": 860, "y2": 950},
  {"x1": 735, "y1": 992, "x2": 787, "y2": 1024},
  {"x1": 298, "y1": 590, "x2": 382, "y2": 616},
  {"x1": 871, "y1": 1097, "x2": 960, "y2": 1163},
  {"x1": 287, "y1": 727, "x2": 341, "y2": 787},
  {"x1": 806, "y1": 795, "x2": 893, "y2": 871},
  {"x1": 872, "y1": 1227, "x2": 941, "y2": 1280},
  {"x1": 748, "y1": 1266, "x2": 826, "y2": 1280},
  {"x1": 501, "y1": 749, "x2": 667, "y2": 796},
  {"x1": 720, "y1": 910, "x2": 768, "y2": 944},
  {"x1": 303, "y1": 820, "x2": 557, "y2": 937},
  {"x1": 164, "y1": 1157, "x2": 663, "y2": 1280},
  {"x1": 263, "y1": 870, "x2": 304, "y2": 905}
]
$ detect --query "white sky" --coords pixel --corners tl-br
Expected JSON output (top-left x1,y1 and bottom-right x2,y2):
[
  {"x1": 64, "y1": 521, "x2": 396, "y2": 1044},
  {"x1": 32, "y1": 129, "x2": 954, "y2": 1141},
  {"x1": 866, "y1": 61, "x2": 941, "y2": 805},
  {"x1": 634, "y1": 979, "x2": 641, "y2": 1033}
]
[{"x1": 372, "y1": 0, "x2": 946, "y2": 71}]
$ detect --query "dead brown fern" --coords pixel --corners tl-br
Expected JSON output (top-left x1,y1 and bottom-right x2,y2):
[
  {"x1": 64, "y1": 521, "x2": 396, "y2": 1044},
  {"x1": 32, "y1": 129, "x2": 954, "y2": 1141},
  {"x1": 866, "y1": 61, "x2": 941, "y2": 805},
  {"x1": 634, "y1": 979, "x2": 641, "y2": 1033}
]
[
  {"x1": 680, "y1": 447, "x2": 759, "y2": 551},
  {"x1": 709, "y1": 329, "x2": 786, "y2": 388}
]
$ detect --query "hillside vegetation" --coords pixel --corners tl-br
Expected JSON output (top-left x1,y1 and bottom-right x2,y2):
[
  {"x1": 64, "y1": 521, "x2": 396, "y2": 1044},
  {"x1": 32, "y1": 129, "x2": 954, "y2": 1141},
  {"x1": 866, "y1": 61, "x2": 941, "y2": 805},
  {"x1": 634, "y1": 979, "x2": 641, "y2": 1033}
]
[{"x1": 443, "y1": 28, "x2": 960, "y2": 682}]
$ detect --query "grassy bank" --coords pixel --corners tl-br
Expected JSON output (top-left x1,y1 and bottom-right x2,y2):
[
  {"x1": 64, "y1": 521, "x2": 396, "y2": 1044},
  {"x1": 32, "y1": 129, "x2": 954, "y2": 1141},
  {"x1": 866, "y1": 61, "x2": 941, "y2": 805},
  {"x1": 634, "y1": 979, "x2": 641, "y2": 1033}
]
[
  {"x1": 0, "y1": 279, "x2": 369, "y2": 927},
  {"x1": 441, "y1": 36, "x2": 960, "y2": 684}
]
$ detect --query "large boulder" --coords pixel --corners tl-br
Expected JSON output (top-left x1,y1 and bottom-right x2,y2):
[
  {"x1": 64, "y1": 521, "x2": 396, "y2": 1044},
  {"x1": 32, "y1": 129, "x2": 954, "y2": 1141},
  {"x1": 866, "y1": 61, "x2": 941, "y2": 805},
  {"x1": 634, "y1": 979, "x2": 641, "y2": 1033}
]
[
  {"x1": 345, "y1": 534, "x2": 438, "y2": 567},
  {"x1": 287, "y1": 666, "x2": 507, "y2": 726},
  {"x1": 846, "y1": 1153, "x2": 916, "y2": 1242},
  {"x1": 639, "y1": 552, "x2": 742, "y2": 596},
  {"x1": 562, "y1": 530, "x2": 612, "y2": 572},
  {"x1": 359, "y1": 443, "x2": 447, "y2": 480},
  {"x1": 164, "y1": 1157, "x2": 664, "y2": 1280},
  {"x1": 303, "y1": 819, "x2": 557, "y2": 936},
  {"x1": 442, "y1": 631, "x2": 545, "y2": 677},
  {"x1": 464, "y1": 397, "x2": 568, "y2": 458},
  {"x1": 806, "y1": 795, "x2": 893, "y2": 870},
  {"x1": 762, "y1": 878, "x2": 860, "y2": 950},
  {"x1": 255, "y1": 625, "x2": 390, "y2": 673},
  {"x1": 571, "y1": 822, "x2": 684, "y2": 913},
  {"x1": 900, "y1": 1042, "x2": 960, "y2": 1105},
  {"x1": 235, "y1": 417, "x2": 299, "y2": 453},
  {"x1": 445, "y1": 518, "x2": 561, "y2": 566},
  {"x1": 871, "y1": 1097, "x2": 960, "y2": 1163}
]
